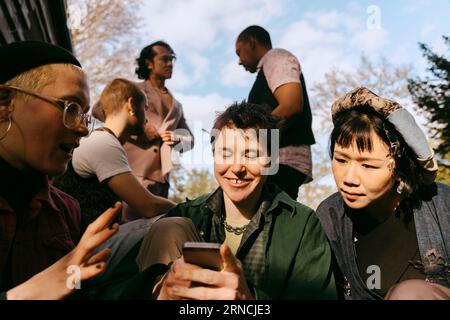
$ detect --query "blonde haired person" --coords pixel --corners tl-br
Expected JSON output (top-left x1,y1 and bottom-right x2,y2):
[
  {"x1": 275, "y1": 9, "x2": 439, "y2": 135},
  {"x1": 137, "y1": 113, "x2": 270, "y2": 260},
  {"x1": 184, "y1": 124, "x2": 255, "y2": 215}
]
[{"x1": 0, "y1": 41, "x2": 121, "y2": 299}]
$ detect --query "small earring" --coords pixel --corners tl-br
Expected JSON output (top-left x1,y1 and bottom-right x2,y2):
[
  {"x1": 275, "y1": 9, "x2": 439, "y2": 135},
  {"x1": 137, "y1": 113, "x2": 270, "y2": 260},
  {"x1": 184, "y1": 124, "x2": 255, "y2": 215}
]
[
  {"x1": 130, "y1": 111, "x2": 135, "y2": 116},
  {"x1": 0, "y1": 116, "x2": 12, "y2": 141},
  {"x1": 396, "y1": 181, "x2": 405, "y2": 195}
]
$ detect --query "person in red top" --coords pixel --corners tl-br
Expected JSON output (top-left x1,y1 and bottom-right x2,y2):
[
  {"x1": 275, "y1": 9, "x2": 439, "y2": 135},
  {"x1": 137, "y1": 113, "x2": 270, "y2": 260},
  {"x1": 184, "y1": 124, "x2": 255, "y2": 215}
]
[{"x1": 0, "y1": 41, "x2": 121, "y2": 299}]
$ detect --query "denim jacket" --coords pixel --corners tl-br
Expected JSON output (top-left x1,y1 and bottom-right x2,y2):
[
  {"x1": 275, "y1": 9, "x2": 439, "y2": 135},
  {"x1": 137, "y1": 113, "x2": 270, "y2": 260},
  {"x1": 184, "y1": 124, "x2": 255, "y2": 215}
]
[{"x1": 316, "y1": 182, "x2": 450, "y2": 300}]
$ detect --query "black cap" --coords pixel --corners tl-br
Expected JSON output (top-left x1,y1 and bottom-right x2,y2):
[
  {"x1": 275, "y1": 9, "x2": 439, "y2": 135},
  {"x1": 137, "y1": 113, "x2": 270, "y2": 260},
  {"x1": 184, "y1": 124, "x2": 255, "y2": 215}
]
[{"x1": 0, "y1": 41, "x2": 82, "y2": 84}]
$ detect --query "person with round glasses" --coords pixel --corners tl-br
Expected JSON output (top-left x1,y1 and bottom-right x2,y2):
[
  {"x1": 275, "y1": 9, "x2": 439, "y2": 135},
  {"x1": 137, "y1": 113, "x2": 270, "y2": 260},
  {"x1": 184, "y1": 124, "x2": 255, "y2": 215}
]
[
  {"x1": 0, "y1": 41, "x2": 121, "y2": 299},
  {"x1": 0, "y1": 84, "x2": 94, "y2": 133}
]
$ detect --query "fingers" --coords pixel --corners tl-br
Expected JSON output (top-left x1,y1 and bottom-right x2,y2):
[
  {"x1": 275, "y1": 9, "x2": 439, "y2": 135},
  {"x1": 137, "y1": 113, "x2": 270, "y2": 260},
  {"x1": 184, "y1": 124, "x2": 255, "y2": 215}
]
[
  {"x1": 79, "y1": 262, "x2": 108, "y2": 281},
  {"x1": 85, "y1": 248, "x2": 112, "y2": 266},
  {"x1": 220, "y1": 244, "x2": 241, "y2": 273},
  {"x1": 160, "y1": 255, "x2": 247, "y2": 300},
  {"x1": 162, "y1": 140, "x2": 176, "y2": 146},
  {"x1": 77, "y1": 224, "x2": 119, "y2": 260},
  {"x1": 176, "y1": 256, "x2": 202, "y2": 271},
  {"x1": 176, "y1": 267, "x2": 235, "y2": 288},
  {"x1": 158, "y1": 131, "x2": 171, "y2": 139},
  {"x1": 85, "y1": 202, "x2": 122, "y2": 234},
  {"x1": 159, "y1": 131, "x2": 179, "y2": 145},
  {"x1": 167, "y1": 285, "x2": 238, "y2": 300},
  {"x1": 73, "y1": 204, "x2": 120, "y2": 262},
  {"x1": 158, "y1": 259, "x2": 193, "y2": 299},
  {"x1": 169, "y1": 258, "x2": 198, "y2": 287}
]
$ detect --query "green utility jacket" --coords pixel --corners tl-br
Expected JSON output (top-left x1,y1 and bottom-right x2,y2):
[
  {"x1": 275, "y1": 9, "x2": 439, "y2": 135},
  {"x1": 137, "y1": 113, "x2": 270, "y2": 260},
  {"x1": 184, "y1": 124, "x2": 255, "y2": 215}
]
[{"x1": 164, "y1": 185, "x2": 337, "y2": 300}]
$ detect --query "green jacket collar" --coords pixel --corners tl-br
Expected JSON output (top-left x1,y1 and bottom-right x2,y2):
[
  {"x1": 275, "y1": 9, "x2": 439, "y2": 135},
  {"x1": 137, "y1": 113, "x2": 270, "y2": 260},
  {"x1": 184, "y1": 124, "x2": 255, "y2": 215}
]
[{"x1": 189, "y1": 183, "x2": 295, "y2": 217}]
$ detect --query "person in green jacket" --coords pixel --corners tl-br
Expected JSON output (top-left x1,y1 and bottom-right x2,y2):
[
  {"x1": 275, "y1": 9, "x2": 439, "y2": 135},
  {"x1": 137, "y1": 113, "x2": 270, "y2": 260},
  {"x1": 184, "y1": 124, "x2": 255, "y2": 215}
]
[{"x1": 136, "y1": 101, "x2": 337, "y2": 300}]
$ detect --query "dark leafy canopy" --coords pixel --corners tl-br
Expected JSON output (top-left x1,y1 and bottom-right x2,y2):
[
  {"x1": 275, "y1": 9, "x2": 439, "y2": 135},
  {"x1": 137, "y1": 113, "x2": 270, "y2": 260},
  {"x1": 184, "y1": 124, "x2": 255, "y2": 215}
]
[{"x1": 408, "y1": 36, "x2": 450, "y2": 159}]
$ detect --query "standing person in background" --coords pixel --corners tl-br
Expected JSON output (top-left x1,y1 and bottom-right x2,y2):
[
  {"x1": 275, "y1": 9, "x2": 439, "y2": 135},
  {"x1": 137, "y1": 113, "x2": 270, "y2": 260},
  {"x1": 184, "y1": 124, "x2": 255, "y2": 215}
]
[
  {"x1": 93, "y1": 41, "x2": 194, "y2": 220},
  {"x1": 235, "y1": 25, "x2": 315, "y2": 200}
]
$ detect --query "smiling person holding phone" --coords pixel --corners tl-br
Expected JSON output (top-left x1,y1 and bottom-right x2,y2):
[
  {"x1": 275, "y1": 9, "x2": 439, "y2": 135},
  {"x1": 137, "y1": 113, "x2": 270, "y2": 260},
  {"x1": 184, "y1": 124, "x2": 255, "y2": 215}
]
[{"x1": 136, "y1": 102, "x2": 337, "y2": 300}]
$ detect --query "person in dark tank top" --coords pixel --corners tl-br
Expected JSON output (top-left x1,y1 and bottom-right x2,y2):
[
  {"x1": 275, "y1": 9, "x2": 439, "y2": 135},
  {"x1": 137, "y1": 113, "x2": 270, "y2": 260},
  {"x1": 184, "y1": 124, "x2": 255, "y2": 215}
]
[{"x1": 235, "y1": 25, "x2": 315, "y2": 200}]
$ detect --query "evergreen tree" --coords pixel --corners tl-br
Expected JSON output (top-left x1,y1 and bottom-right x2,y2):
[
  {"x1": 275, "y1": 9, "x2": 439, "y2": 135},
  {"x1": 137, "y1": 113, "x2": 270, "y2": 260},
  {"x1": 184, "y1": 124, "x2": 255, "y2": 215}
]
[{"x1": 408, "y1": 36, "x2": 450, "y2": 183}]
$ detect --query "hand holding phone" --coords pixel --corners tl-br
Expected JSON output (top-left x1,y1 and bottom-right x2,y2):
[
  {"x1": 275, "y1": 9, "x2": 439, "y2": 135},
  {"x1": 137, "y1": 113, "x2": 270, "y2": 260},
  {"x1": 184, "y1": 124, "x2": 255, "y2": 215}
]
[{"x1": 157, "y1": 243, "x2": 255, "y2": 300}]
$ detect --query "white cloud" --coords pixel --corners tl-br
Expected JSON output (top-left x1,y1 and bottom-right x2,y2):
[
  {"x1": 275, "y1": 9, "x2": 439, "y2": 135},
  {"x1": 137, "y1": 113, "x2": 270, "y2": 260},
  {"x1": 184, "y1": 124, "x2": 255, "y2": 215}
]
[
  {"x1": 142, "y1": 0, "x2": 283, "y2": 52},
  {"x1": 189, "y1": 53, "x2": 210, "y2": 82},
  {"x1": 304, "y1": 10, "x2": 362, "y2": 31},
  {"x1": 279, "y1": 20, "x2": 344, "y2": 50},
  {"x1": 168, "y1": 53, "x2": 210, "y2": 89},
  {"x1": 174, "y1": 92, "x2": 232, "y2": 128},
  {"x1": 172, "y1": 92, "x2": 233, "y2": 170},
  {"x1": 141, "y1": 0, "x2": 283, "y2": 92},
  {"x1": 419, "y1": 23, "x2": 436, "y2": 39},
  {"x1": 167, "y1": 65, "x2": 191, "y2": 90},
  {"x1": 312, "y1": 11, "x2": 340, "y2": 29},
  {"x1": 402, "y1": 0, "x2": 433, "y2": 13},
  {"x1": 301, "y1": 47, "x2": 355, "y2": 85},
  {"x1": 278, "y1": 19, "x2": 354, "y2": 85},
  {"x1": 349, "y1": 28, "x2": 389, "y2": 53},
  {"x1": 220, "y1": 59, "x2": 254, "y2": 87},
  {"x1": 277, "y1": 10, "x2": 390, "y2": 86}
]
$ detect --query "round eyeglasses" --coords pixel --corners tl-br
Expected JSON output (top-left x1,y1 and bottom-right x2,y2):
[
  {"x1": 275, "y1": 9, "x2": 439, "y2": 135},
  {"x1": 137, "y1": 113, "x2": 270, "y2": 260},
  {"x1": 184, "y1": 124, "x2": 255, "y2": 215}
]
[{"x1": 0, "y1": 84, "x2": 94, "y2": 133}]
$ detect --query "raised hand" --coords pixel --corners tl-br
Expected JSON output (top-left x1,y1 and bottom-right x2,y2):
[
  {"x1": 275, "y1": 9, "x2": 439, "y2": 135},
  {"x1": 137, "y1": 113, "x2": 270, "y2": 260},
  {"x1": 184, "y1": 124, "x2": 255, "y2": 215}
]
[
  {"x1": 159, "y1": 130, "x2": 180, "y2": 146},
  {"x1": 6, "y1": 203, "x2": 122, "y2": 300}
]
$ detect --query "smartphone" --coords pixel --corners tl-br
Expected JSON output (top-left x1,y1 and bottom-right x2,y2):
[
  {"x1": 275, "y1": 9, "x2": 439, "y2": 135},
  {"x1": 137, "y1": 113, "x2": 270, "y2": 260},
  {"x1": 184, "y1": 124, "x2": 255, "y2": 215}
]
[{"x1": 182, "y1": 242, "x2": 223, "y2": 271}]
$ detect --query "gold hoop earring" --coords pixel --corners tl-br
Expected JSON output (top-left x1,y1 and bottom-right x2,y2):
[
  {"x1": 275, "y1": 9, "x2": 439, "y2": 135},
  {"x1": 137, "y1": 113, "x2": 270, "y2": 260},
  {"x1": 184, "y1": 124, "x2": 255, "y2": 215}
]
[
  {"x1": 396, "y1": 180, "x2": 405, "y2": 195},
  {"x1": 0, "y1": 116, "x2": 12, "y2": 141}
]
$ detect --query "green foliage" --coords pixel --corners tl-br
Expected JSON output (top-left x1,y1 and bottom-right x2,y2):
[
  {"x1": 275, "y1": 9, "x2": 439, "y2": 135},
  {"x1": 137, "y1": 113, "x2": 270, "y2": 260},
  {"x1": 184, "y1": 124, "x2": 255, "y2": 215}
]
[
  {"x1": 312, "y1": 54, "x2": 413, "y2": 133},
  {"x1": 408, "y1": 36, "x2": 450, "y2": 183},
  {"x1": 169, "y1": 164, "x2": 218, "y2": 203}
]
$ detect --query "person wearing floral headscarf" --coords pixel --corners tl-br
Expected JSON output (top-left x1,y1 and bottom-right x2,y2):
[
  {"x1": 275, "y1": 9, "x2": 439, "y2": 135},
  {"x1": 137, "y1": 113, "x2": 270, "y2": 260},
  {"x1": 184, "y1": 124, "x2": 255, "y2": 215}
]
[{"x1": 317, "y1": 87, "x2": 449, "y2": 300}]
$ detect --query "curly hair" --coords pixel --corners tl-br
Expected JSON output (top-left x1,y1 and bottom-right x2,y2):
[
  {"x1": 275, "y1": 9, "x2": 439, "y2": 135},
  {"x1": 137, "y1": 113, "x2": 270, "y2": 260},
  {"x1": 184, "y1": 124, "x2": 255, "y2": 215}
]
[
  {"x1": 135, "y1": 41, "x2": 175, "y2": 80},
  {"x1": 329, "y1": 106, "x2": 428, "y2": 213}
]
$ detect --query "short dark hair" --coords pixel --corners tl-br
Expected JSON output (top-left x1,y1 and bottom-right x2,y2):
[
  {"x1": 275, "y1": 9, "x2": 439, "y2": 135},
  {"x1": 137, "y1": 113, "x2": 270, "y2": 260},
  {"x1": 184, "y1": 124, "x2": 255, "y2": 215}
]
[
  {"x1": 135, "y1": 41, "x2": 175, "y2": 80},
  {"x1": 330, "y1": 106, "x2": 428, "y2": 211},
  {"x1": 99, "y1": 78, "x2": 146, "y2": 117},
  {"x1": 237, "y1": 25, "x2": 272, "y2": 48},
  {"x1": 211, "y1": 101, "x2": 279, "y2": 155}
]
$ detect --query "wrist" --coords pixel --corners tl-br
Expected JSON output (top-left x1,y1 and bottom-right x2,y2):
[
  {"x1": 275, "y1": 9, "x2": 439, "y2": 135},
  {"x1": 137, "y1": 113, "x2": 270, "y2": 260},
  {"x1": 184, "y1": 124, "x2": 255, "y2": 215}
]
[{"x1": 6, "y1": 281, "x2": 35, "y2": 300}]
